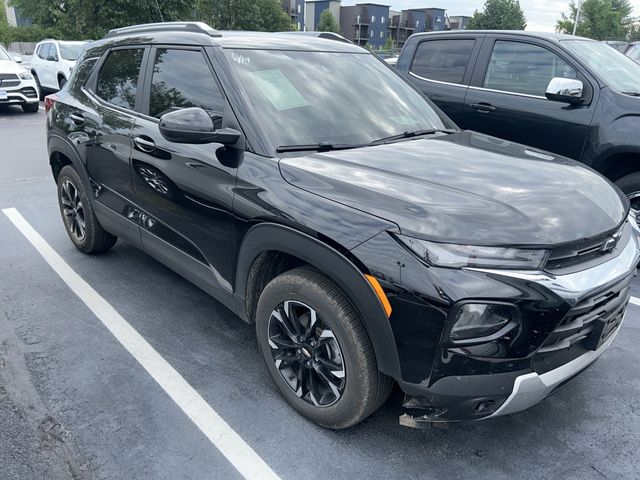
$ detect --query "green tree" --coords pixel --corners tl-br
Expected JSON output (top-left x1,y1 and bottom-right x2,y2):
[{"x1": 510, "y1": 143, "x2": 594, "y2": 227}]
[
  {"x1": 197, "y1": 0, "x2": 292, "y2": 31},
  {"x1": 382, "y1": 35, "x2": 394, "y2": 51},
  {"x1": 556, "y1": 0, "x2": 634, "y2": 40},
  {"x1": 468, "y1": 0, "x2": 526, "y2": 30},
  {"x1": 9, "y1": 0, "x2": 198, "y2": 38},
  {"x1": 317, "y1": 9, "x2": 340, "y2": 33}
]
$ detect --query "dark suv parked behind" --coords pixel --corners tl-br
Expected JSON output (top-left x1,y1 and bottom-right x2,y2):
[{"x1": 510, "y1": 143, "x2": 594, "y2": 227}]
[
  {"x1": 396, "y1": 31, "x2": 640, "y2": 213},
  {"x1": 46, "y1": 23, "x2": 639, "y2": 429}
]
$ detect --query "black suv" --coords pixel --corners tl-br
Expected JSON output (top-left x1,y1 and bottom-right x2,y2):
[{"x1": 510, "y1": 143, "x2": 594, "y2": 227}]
[
  {"x1": 396, "y1": 31, "x2": 640, "y2": 213},
  {"x1": 46, "y1": 22, "x2": 639, "y2": 429}
]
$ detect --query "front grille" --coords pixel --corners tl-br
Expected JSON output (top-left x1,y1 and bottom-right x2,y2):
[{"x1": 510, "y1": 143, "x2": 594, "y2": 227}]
[
  {"x1": 545, "y1": 223, "x2": 629, "y2": 274},
  {"x1": 0, "y1": 73, "x2": 20, "y2": 88},
  {"x1": 534, "y1": 274, "x2": 632, "y2": 374}
]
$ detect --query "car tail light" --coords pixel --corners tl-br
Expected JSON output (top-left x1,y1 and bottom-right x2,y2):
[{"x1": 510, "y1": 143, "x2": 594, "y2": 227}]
[{"x1": 44, "y1": 94, "x2": 58, "y2": 113}]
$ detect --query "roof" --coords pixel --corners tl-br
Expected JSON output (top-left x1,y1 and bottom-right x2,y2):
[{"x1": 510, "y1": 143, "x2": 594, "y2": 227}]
[
  {"x1": 94, "y1": 23, "x2": 367, "y2": 53},
  {"x1": 413, "y1": 30, "x2": 593, "y2": 42}
]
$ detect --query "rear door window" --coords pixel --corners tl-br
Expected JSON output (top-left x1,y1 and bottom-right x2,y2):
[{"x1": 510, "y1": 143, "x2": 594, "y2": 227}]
[
  {"x1": 483, "y1": 40, "x2": 577, "y2": 97},
  {"x1": 95, "y1": 48, "x2": 145, "y2": 110},
  {"x1": 148, "y1": 48, "x2": 224, "y2": 121},
  {"x1": 410, "y1": 39, "x2": 475, "y2": 84},
  {"x1": 38, "y1": 43, "x2": 51, "y2": 60}
]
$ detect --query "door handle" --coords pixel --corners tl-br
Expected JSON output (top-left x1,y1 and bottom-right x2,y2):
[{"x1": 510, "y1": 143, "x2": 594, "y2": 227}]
[
  {"x1": 69, "y1": 113, "x2": 85, "y2": 125},
  {"x1": 134, "y1": 136, "x2": 156, "y2": 153},
  {"x1": 471, "y1": 103, "x2": 497, "y2": 113}
]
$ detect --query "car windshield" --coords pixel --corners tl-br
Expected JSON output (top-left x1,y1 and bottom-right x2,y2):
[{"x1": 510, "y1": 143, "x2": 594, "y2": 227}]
[
  {"x1": 59, "y1": 43, "x2": 84, "y2": 61},
  {"x1": 0, "y1": 46, "x2": 11, "y2": 61},
  {"x1": 563, "y1": 40, "x2": 640, "y2": 95},
  {"x1": 224, "y1": 49, "x2": 449, "y2": 149}
]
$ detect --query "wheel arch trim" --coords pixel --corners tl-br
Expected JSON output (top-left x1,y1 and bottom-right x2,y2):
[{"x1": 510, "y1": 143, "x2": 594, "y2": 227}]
[{"x1": 234, "y1": 222, "x2": 401, "y2": 378}]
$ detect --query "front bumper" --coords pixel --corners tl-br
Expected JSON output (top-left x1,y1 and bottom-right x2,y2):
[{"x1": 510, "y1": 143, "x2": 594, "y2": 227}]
[
  {"x1": 0, "y1": 81, "x2": 39, "y2": 105},
  {"x1": 487, "y1": 322, "x2": 620, "y2": 419},
  {"x1": 352, "y1": 225, "x2": 639, "y2": 426}
]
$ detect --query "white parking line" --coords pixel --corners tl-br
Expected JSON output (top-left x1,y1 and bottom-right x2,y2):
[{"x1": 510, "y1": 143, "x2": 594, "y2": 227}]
[
  {"x1": 631, "y1": 296, "x2": 640, "y2": 307},
  {"x1": 2, "y1": 207, "x2": 281, "y2": 480}
]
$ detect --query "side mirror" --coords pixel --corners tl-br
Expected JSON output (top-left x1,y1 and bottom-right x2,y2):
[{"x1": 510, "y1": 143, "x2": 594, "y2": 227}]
[
  {"x1": 545, "y1": 77, "x2": 584, "y2": 104},
  {"x1": 159, "y1": 107, "x2": 242, "y2": 146},
  {"x1": 13, "y1": 55, "x2": 23, "y2": 64}
]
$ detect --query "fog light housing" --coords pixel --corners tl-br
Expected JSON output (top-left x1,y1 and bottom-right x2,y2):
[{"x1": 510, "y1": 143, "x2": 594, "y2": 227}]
[{"x1": 449, "y1": 303, "x2": 518, "y2": 343}]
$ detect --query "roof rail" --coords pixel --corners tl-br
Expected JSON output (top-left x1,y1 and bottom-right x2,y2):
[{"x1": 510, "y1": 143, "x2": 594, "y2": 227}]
[{"x1": 105, "y1": 22, "x2": 221, "y2": 39}]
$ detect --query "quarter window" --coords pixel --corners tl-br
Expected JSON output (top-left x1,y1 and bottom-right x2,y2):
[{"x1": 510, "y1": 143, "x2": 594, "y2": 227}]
[
  {"x1": 96, "y1": 48, "x2": 144, "y2": 110},
  {"x1": 410, "y1": 39, "x2": 475, "y2": 84},
  {"x1": 149, "y1": 48, "x2": 224, "y2": 120},
  {"x1": 484, "y1": 41, "x2": 577, "y2": 97}
]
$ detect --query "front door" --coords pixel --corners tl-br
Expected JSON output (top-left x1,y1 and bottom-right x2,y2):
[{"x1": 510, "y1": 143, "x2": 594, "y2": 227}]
[
  {"x1": 463, "y1": 37, "x2": 595, "y2": 160},
  {"x1": 130, "y1": 46, "x2": 238, "y2": 307}
]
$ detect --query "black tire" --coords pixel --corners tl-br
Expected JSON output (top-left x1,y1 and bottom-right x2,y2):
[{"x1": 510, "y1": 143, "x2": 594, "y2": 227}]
[
  {"x1": 58, "y1": 76, "x2": 67, "y2": 90},
  {"x1": 22, "y1": 102, "x2": 39, "y2": 113},
  {"x1": 255, "y1": 266, "x2": 393, "y2": 429},
  {"x1": 56, "y1": 165, "x2": 117, "y2": 254},
  {"x1": 616, "y1": 172, "x2": 640, "y2": 209},
  {"x1": 32, "y1": 72, "x2": 45, "y2": 100}
]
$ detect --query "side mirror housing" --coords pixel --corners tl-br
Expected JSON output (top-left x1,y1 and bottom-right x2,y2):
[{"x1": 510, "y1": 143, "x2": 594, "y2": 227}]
[
  {"x1": 159, "y1": 107, "x2": 243, "y2": 146},
  {"x1": 546, "y1": 77, "x2": 584, "y2": 104},
  {"x1": 13, "y1": 55, "x2": 23, "y2": 64}
]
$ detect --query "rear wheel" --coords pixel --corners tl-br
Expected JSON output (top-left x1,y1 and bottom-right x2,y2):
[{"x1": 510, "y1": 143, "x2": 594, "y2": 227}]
[
  {"x1": 255, "y1": 266, "x2": 392, "y2": 429},
  {"x1": 56, "y1": 165, "x2": 117, "y2": 254}
]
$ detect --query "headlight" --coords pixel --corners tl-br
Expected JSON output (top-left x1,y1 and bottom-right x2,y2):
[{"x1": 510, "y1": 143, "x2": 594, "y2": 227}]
[
  {"x1": 395, "y1": 234, "x2": 548, "y2": 269},
  {"x1": 19, "y1": 72, "x2": 33, "y2": 80},
  {"x1": 449, "y1": 303, "x2": 517, "y2": 342}
]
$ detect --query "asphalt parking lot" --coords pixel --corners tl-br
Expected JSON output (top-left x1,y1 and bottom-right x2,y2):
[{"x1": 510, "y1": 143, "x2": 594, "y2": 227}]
[{"x1": 1, "y1": 104, "x2": 639, "y2": 480}]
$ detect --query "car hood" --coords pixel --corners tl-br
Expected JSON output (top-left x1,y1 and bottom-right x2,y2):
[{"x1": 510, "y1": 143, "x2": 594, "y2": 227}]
[
  {"x1": 279, "y1": 131, "x2": 627, "y2": 246},
  {"x1": 0, "y1": 60, "x2": 25, "y2": 75}
]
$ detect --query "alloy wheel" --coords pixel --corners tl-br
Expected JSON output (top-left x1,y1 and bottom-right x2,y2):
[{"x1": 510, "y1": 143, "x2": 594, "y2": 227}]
[
  {"x1": 267, "y1": 300, "x2": 346, "y2": 407},
  {"x1": 628, "y1": 191, "x2": 640, "y2": 224},
  {"x1": 60, "y1": 179, "x2": 86, "y2": 241}
]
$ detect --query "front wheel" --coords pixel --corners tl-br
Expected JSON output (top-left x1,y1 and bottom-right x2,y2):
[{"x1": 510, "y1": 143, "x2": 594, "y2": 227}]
[
  {"x1": 56, "y1": 165, "x2": 117, "y2": 254},
  {"x1": 615, "y1": 172, "x2": 640, "y2": 221},
  {"x1": 22, "y1": 102, "x2": 39, "y2": 113},
  {"x1": 255, "y1": 266, "x2": 392, "y2": 429}
]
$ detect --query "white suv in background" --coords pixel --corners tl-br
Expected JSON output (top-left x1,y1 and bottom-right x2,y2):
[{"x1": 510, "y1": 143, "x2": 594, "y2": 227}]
[
  {"x1": 0, "y1": 45, "x2": 39, "y2": 113},
  {"x1": 30, "y1": 40, "x2": 87, "y2": 93}
]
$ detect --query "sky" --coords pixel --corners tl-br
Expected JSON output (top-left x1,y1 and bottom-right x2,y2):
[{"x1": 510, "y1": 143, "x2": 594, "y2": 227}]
[{"x1": 342, "y1": 1, "x2": 640, "y2": 32}]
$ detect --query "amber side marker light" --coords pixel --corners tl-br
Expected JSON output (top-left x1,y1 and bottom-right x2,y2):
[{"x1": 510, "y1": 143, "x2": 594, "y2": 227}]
[{"x1": 364, "y1": 274, "x2": 393, "y2": 318}]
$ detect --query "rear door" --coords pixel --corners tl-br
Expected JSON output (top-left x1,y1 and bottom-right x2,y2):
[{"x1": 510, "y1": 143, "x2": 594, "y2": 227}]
[
  {"x1": 129, "y1": 46, "x2": 239, "y2": 307},
  {"x1": 463, "y1": 36, "x2": 596, "y2": 160},
  {"x1": 403, "y1": 35, "x2": 483, "y2": 125},
  {"x1": 63, "y1": 46, "x2": 148, "y2": 245}
]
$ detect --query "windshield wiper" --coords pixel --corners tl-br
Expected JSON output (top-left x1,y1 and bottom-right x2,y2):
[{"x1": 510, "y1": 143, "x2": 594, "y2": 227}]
[
  {"x1": 622, "y1": 91, "x2": 640, "y2": 97},
  {"x1": 368, "y1": 128, "x2": 455, "y2": 146},
  {"x1": 276, "y1": 142, "x2": 365, "y2": 153}
]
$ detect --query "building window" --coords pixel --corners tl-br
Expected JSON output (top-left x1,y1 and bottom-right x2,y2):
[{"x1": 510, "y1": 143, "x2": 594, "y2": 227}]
[
  {"x1": 297, "y1": 4, "x2": 301, "y2": 13},
  {"x1": 381, "y1": 16, "x2": 385, "y2": 24},
  {"x1": 371, "y1": 15, "x2": 376, "y2": 23},
  {"x1": 370, "y1": 30, "x2": 374, "y2": 37},
  {"x1": 298, "y1": 21, "x2": 301, "y2": 30},
  {"x1": 380, "y1": 31, "x2": 384, "y2": 38},
  {"x1": 356, "y1": 14, "x2": 361, "y2": 23}
]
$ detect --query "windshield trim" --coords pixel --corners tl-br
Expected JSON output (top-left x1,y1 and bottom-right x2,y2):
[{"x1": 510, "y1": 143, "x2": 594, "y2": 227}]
[{"x1": 0, "y1": 46, "x2": 11, "y2": 62}]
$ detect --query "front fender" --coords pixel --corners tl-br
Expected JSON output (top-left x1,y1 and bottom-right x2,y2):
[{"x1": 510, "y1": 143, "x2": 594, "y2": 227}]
[{"x1": 234, "y1": 222, "x2": 401, "y2": 378}]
